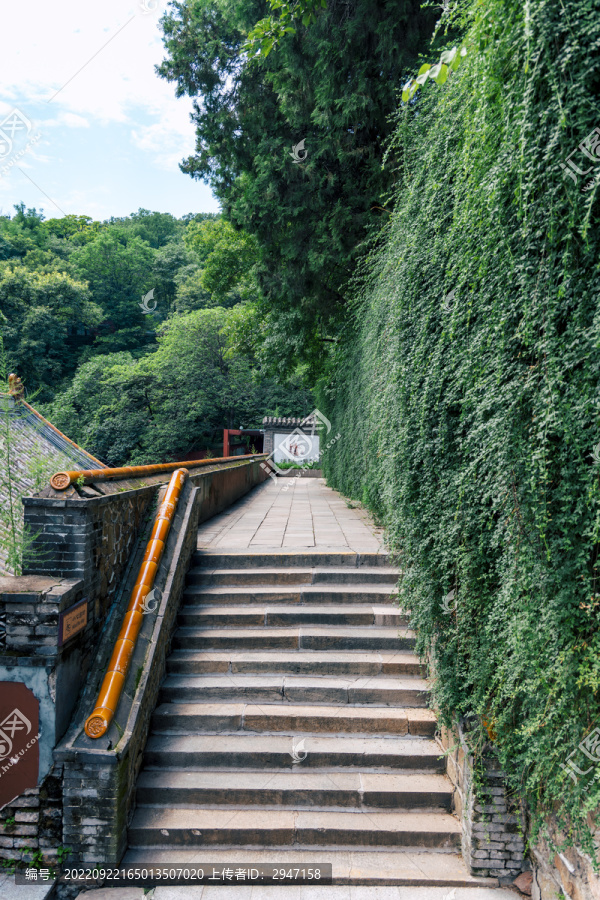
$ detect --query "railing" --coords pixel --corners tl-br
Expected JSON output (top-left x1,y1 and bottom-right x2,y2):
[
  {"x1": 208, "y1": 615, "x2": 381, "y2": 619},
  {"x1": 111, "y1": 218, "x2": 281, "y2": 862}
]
[
  {"x1": 50, "y1": 453, "x2": 267, "y2": 491},
  {"x1": 84, "y1": 468, "x2": 188, "y2": 738}
]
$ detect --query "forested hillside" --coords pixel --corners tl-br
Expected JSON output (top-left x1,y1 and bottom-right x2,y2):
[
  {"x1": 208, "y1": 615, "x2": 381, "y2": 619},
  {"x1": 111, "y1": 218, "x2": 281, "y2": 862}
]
[{"x1": 0, "y1": 205, "x2": 312, "y2": 464}]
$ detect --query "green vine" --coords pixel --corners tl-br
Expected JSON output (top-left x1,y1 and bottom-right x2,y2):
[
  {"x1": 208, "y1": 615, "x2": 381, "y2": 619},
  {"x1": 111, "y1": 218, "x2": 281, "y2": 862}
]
[
  {"x1": 320, "y1": 0, "x2": 600, "y2": 856},
  {"x1": 401, "y1": 45, "x2": 467, "y2": 102}
]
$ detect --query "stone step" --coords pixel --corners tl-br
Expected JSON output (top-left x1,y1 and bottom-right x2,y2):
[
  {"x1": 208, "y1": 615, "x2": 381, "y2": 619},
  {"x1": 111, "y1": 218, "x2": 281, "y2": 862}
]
[
  {"x1": 189, "y1": 566, "x2": 400, "y2": 586},
  {"x1": 193, "y1": 550, "x2": 392, "y2": 569},
  {"x1": 159, "y1": 674, "x2": 430, "y2": 707},
  {"x1": 135, "y1": 770, "x2": 453, "y2": 810},
  {"x1": 172, "y1": 625, "x2": 416, "y2": 652},
  {"x1": 142, "y1": 733, "x2": 446, "y2": 771},
  {"x1": 128, "y1": 807, "x2": 461, "y2": 850},
  {"x1": 182, "y1": 584, "x2": 399, "y2": 606},
  {"x1": 151, "y1": 702, "x2": 437, "y2": 736},
  {"x1": 166, "y1": 649, "x2": 425, "y2": 677},
  {"x1": 121, "y1": 846, "x2": 501, "y2": 888},
  {"x1": 178, "y1": 604, "x2": 406, "y2": 628}
]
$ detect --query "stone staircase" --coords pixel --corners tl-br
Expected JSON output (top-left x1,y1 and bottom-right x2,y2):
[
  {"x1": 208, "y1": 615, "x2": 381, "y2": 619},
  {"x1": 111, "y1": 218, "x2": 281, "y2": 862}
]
[{"x1": 124, "y1": 549, "x2": 491, "y2": 887}]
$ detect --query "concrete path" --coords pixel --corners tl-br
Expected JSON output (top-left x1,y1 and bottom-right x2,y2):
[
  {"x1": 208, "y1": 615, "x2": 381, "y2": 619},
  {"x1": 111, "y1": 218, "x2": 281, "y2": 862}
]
[{"x1": 197, "y1": 478, "x2": 385, "y2": 553}]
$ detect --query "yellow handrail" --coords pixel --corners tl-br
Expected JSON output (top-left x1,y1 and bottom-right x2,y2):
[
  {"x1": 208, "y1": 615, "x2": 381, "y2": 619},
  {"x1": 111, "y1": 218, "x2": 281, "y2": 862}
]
[
  {"x1": 51, "y1": 453, "x2": 267, "y2": 491},
  {"x1": 84, "y1": 468, "x2": 188, "y2": 739}
]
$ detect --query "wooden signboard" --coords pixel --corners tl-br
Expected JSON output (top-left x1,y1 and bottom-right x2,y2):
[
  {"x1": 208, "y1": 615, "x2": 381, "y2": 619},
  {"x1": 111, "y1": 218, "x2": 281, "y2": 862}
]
[
  {"x1": 58, "y1": 597, "x2": 88, "y2": 647},
  {"x1": 0, "y1": 683, "x2": 40, "y2": 810}
]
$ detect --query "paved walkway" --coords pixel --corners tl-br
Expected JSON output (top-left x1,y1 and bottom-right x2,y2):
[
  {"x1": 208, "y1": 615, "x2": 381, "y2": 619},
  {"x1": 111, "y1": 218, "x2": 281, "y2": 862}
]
[
  {"x1": 68, "y1": 886, "x2": 517, "y2": 899},
  {"x1": 197, "y1": 478, "x2": 385, "y2": 553},
  {"x1": 64, "y1": 479, "x2": 517, "y2": 900}
]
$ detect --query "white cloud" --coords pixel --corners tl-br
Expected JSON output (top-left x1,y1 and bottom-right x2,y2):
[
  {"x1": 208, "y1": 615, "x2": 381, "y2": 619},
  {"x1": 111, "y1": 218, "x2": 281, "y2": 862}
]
[
  {"x1": 0, "y1": 0, "x2": 217, "y2": 218},
  {"x1": 38, "y1": 113, "x2": 90, "y2": 130},
  {"x1": 0, "y1": 0, "x2": 191, "y2": 130},
  {"x1": 131, "y1": 107, "x2": 197, "y2": 171}
]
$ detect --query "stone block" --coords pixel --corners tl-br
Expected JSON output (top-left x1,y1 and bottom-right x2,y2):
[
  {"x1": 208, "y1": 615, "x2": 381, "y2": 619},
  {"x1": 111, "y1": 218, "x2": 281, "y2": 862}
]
[
  {"x1": 13, "y1": 836, "x2": 38, "y2": 847},
  {"x1": 474, "y1": 838, "x2": 505, "y2": 850},
  {"x1": 14, "y1": 811, "x2": 38, "y2": 823}
]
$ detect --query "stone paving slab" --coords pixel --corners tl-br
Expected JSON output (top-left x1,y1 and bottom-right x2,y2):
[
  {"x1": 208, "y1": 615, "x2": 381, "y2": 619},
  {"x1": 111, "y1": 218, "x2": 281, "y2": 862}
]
[
  {"x1": 76, "y1": 887, "x2": 517, "y2": 899},
  {"x1": 197, "y1": 480, "x2": 385, "y2": 553},
  {"x1": 113, "y1": 850, "x2": 514, "y2": 891},
  {"x1": 142, "y1": 732, "x2": 446, "y2": 770},
  {"x1": 0, "y1": 876, "x2": 54, "y2": 900}
]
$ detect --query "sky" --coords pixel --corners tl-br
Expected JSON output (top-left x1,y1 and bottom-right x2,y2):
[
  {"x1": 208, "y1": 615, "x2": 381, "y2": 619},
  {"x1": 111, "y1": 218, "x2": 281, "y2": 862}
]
[{"x1": 0, "y1": 0, "x2": 220, "y2": 222}]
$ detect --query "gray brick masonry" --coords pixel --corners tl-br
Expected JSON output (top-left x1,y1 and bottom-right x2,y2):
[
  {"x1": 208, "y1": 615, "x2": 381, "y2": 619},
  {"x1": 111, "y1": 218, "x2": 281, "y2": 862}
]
[{"x1": 438, "y1": 720, "x2": 527, "y2": 881}]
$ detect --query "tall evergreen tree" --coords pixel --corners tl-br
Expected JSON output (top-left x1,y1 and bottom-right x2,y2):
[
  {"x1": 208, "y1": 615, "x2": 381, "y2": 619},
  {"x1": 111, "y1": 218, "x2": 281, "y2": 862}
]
[{"x1": 158, "y1": 0, "x2": 435, "y2": 373}]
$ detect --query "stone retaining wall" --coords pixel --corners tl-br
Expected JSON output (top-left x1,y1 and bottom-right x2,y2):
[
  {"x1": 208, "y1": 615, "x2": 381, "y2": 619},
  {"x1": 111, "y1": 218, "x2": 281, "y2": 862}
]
[
  {"x1": 531, "y1": 817, "x2": 599, "y2": 900},
  {"x1": 438, "y1": 720, "x2": 600, "y2": 898},
  {"x1": 438, "y1": 720, "x2": 527, "y2": 881},
  {"x1": 23, "y1": 487, "x2": 155, "y2": 622}
]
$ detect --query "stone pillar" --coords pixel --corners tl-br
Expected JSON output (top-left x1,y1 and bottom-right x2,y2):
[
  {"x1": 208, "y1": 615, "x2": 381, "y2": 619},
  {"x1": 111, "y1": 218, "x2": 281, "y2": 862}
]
[{"x1": 0, "y1": 575, "x2": 86, "y2": 863}]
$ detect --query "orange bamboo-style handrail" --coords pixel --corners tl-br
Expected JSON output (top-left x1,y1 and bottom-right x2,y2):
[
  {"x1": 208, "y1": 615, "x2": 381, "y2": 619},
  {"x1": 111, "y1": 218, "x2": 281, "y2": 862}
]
[
  {"x1": 84, "y1": 468, "x2": 188, "y2": 739},
  {"x1": 50, "y1": 453, "x2": 267, "y2": 491}
]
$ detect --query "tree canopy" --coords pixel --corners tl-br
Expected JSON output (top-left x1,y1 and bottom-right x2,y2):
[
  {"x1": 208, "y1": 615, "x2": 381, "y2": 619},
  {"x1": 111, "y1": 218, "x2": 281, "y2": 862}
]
[{"x1": 158, "y1": 0, "x2": 436, "y2": 375}]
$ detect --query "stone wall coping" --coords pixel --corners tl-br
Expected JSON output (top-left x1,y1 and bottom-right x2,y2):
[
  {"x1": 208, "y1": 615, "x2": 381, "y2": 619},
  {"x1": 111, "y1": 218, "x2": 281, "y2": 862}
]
[
  {"x1": 22, "y1": 487, "x2": 156, "y2": 509},
  {"x1": 28, "y1": 455, "x2": 266, "y2": 503},
  {"x1": 0, "y1": 577, "x2": 82, "y2": 602},
  {"x1": 0, "y1": 575, "x2": 69, "y2": 593}
]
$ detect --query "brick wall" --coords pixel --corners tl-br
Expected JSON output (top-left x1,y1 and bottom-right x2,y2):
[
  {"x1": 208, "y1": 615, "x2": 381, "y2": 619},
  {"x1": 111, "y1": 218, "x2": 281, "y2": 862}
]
[
  {"x1": 0, "y1": 576, "x2": 86, "y2": 867},
  {"x1": 439, "y1": 720, "x2": 527, "y2": 881},
  {"x1": 0, "y1": 771, "x2": 62, "y2": 865},
  {"x1": 23, "y1": 487, "x2": 155, "y2": 621}
]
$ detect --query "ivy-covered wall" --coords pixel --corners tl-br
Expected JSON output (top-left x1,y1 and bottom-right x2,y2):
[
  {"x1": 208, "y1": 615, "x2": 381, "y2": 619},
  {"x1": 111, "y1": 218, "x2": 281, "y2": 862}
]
[{"x1": 321, "y1": 0, "x2": 600, "y2": 854}]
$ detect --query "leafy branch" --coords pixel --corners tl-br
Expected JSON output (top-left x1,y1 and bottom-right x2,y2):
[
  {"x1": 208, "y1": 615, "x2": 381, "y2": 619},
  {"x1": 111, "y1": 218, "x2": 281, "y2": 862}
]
[
  {"x1": 242, "y1": 0, "x2": 326, "y2": 58},
  {"x1": 401, "y1": 46, "x2": 467, "y2": 102}
]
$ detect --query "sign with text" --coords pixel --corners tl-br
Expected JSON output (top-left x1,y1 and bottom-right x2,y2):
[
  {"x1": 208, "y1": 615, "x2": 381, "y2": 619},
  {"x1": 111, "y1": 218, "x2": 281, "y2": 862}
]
[
  {"x1": 58, "y1": 598, "x2": 88, "y2": 646},
  {"x1": 0, "y1": 683, "x2": 40, "y2": 810}
]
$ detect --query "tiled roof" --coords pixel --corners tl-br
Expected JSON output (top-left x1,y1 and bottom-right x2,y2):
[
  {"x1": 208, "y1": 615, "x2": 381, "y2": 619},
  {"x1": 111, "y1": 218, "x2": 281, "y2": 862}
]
[
  {"x1": 0, "y1": 395, "x2": 105, "y2": 573},
  {"x1": 262, "y1": 415, "x2": 316, "y2": 427}
]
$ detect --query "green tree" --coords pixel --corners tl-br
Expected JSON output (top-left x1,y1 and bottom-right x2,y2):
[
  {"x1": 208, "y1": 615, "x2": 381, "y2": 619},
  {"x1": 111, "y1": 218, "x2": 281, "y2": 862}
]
[
  {"x1": 152, "y1": 240, "x2": 197, "y2": 316},
  {"x1": 46, "y1": 305, "x2": 315, "y2": 464},
  {"x1": 43, "y1": 214, "x2": 100, "y2": 243},
  {"x1": 71, "y1": 229, "x2": 155, "y2": 347},
  {"x1": 0, "y1": 205, "x2": 47, "y2": 261},
  {"x1": 184, "y1": 217, "x2": 260, "y2": 305},
  {"x1": 41, "y1": 352, "x2": 155, "y2": 466},
  {"x1": 173, "y1": 267, "x2": 214, "y2": 313},
  {"x1": 0, "y1": 266, "x2": 101, "y2": 394},
  {"x1": 109, "y1": 208, "x2": 183, "y2": 249},
  {"x1": 158, "y1": 0, "x2": 435, "y2": 375}
]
